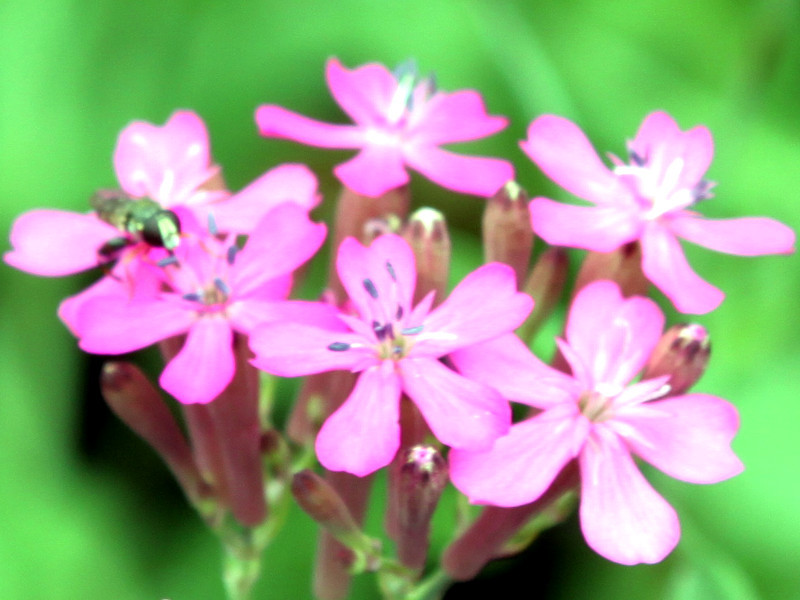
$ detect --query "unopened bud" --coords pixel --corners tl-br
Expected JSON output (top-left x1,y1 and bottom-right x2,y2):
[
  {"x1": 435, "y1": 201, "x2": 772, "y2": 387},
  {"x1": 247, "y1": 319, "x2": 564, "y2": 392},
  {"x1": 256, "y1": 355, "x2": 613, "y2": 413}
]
[
  {"x1": 396, "y1": 445, "x2": 449, "y2": 531},
  {"x1": 292, "y1": 470, "x2": 377, "y2": 559},
  {"x1": 574, "y1": 241, "x2": 649, "y2": 298},
  {"x1": 483, "y1": 181, "x2": 534, "y2": 286},
  {"x1": 328, "y1": 185, "x2": 411, "y2": 302},
  {"x1": 402, "y1": 207, "x2": 450, "y2": 306},
  {"x1": 100, "y1": 362, "x2": 207, "y2": 504},
  {"x1": 386, "y1": 445, "x2": 448, "y2": 570},
  {"x1": 642, "y1": 323, "x2": 711, "y2": 396},
  {"x1": 518, "y1": 247, "x2": 569, "y2": 342},
  {"x1": 363, "y1": 214, "x2": 403, "y2": 241}
]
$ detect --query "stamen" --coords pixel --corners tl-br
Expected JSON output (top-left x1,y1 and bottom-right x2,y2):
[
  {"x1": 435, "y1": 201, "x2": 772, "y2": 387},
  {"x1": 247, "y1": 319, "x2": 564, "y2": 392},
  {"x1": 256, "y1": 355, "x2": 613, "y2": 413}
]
[
  {"x1": 401, "y1": 325, "x2": 423, "y2": 335},
  {"x1": 363, "y1": 278, "x2": 379, "y2": 299},
  {"x1": 214, "y1": 277, "x2": 231, "y2": 295},
  {"x1": 227, "y1": 244, "x2": 239, "y2": 265},
  {"x1": 386, "y1": 261, "x2": 397, "y2": 281},
  {"x1": 157, "y1": 255, "x2": 179, "y2": 268},
  {"x1": 208, "y1": 212, "x2": 218, "y2": 235},
  {"x1": 327, "y1": 342, "x2": 351, "y2": 352},
  {"x1": 387, "y1": 59, "x2": 418, "y2": 123},
  {"x1": 182, "y1": 292, "x2": 202, "y2": 302},
  {"x1": 373, "y1": 321, "x2": 392, "y2": 341},
  {"x1": 629, "y1": 149, "x2": 647, "y2": 167}
]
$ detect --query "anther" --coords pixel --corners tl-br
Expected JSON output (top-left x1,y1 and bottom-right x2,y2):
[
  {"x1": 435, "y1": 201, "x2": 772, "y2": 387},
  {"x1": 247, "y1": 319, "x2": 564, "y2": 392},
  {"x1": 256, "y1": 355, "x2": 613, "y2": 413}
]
[
  {"x1": 386, "y1": 261, "x2": 397, "y2": 281},
  {"x1": 182, "y1": 292, "x2": 202, "y2": 302},
  {"x1": 327, "y1": 342, "x2": 351, "y2": 352},
  {"x1": 157, "y1": 255, "x2": 179, "y2": 268},
  {"x1": 401, "y1": 325, "x2": 423, "y2": 336},
  {"x1": 373, "y1": 322, "x2": 391, "y2": 341},
  {"x1": 226, "y1": 245, "x2": 239, "y2": 265},
  {"x1": 396, "y1": 305, "x2": 404, "y2": 320},
  {"x1": 214, "y1": 277, "x2": 231, "y2": 295},
  {"x1": 208, "y1": 212, "x2": 219, "y2": 235},
  {"x1": 363, "y1": 278, "x2": 379, "y2": 299},
  {"x1": 628, "y1": 148, "x2": 646, "y2": 167}
]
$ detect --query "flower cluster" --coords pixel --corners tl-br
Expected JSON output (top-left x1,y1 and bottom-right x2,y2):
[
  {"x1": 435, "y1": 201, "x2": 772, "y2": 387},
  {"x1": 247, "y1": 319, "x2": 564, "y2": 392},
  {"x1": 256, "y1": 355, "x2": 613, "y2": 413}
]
[{"x1": 5, "y1": 56, "x2": 795, "y2": 597}]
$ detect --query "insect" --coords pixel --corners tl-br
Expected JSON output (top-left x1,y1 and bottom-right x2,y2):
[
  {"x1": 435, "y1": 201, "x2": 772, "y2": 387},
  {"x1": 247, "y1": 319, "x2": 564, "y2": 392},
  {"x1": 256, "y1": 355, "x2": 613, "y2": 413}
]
[{"x1": 90, "y1": 189, "x2": 181, "y2": 261}]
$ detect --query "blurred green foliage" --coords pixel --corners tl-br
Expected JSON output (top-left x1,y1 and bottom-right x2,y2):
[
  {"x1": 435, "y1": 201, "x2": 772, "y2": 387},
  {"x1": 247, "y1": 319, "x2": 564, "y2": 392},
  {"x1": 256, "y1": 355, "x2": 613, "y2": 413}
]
[{"x1": 1, "y1": 0, "x2": 798, "y2": 598}]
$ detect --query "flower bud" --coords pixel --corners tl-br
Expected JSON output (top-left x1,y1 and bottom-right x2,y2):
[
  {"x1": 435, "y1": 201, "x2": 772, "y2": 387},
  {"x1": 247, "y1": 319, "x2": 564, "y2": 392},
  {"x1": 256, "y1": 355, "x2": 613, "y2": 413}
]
[
  {"x1": 483, "y1": 181, "x2": 534, "y2": 286},
  {"x1": 402, "y1": 207, "x2": 450, "y2": 306},
  {"x1": 328, "y1": 185, "x2": 411, "y2": 302},
  {"x1": 574, "y1": 241, "x2": 649, "y2": 298},
  {"x1": 100, "y1": 361, "x2": 207, "y2": 505},
  {"x1": 386, "y1": 445, "x2": 448, "y2": 570},
  {"x1": 518, "y1": 247, "x2": 569, "y2": 342},
  {"x1": 292, "y1": 470, "x2": 377, "y2": 561},
  {"x1": 642, "y1": 323, "x2": 711, "y2": 396}
]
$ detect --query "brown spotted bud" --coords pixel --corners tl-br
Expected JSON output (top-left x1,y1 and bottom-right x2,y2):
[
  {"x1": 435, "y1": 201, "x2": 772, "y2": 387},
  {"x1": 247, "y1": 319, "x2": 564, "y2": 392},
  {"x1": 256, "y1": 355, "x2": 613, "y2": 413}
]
[
  {"x1": 642, "y1": 323, "x2": 711, "y2": 396},
  {"x1": 483, "y1": 181, "x2": 534, "y2": 286},
  {"x1": 402, "y1": 207, "x2": 451, "y2": 306}
]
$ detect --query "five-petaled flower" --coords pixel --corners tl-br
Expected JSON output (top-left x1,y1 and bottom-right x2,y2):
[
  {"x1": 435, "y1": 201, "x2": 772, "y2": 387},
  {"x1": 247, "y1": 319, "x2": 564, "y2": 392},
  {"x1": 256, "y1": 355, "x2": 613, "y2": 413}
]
[
  {"x1": 249, "y1": 234, "x2": 533, "y2": 476},
  {"x1": 71, "y1": 203, "x2": 330, "y2": 405},
  {"x1": 448, "y1": 280, "x2": 743, "y2": 565},
  {"x1": 524, "y1": 111, "x2": 795, "y2": 314},
  {"x1": 4, "y1": 110, "x2": 320, "y2": 278},
  {"x1": 256, "y1": 58, "x2": 514, "y2": 198}
]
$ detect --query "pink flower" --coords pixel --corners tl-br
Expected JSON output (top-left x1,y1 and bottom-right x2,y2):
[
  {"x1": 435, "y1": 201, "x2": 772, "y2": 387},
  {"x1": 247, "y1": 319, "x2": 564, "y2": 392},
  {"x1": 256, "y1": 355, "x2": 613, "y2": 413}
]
[
  {"x1": 72, "y1": 203, "x2": 330, "y2": 405},
  {"x1": 524, "y1": 112, "x2": 795, "y2": 314},
  {"x1": 448, "y1": 281, "x2": 743, "y2": 565},
  {"x1": 5, "y1": 110, "x2": 319, "y2": 277},
  {"x1": 256, "y1": 58, "x2": 514, "y2": 198},
  {"x1": 249, "y1": 234, "x2": 533, "y2": 476}
]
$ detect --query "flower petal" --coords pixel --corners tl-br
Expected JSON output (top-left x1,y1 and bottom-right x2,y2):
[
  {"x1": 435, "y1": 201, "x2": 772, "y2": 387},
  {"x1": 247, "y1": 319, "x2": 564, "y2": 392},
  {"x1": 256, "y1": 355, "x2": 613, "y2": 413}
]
[
  {"x1": 450, "y1": 334, "x2": 581, "y2": 409},
  {"x1": 231, "y1": 203, "x2": 326, "y2": 294},
  {"x1": 579, "y1": 427, "x2": 681, "y2": 565},
  {"x1": 413, "y1": 263, "x2": 533, "y2": 357},
  {"x1": 160, "y1": 318, "x2": 234, "y2": 404},
  {"x1": 403, "y1": 144, "x2": 513, "y2": 197},
  {"x1": 640, "y1": 223, "x2": 724, "y2": 314},
  {"x1": 528, "y1": 198, "x2": 642, "y2": 252},
  {"x1": 315, "y1": 364, "x2": 402, "y2": 476},
  {"x1": 114, "y1": 110, "x2": 214, "y2": 204},
  {"x1": 565, "y1": 281, "x2": 664, "y2": 388},
  {"x1": 667, "y1": 213, "x2": 796, "y2": 256},
  {"x1": 630, "y1": 112, "x2": 713, "y2": 190},
  {"x1": 325, "y1": 57, "x2": 397, "y2": 125},
  {"x1": 229, "y1": 299, "x2": 347, "y2": 335},
  {"x1": 521, "y1": 115, "x2": 624, "y2": 205},
  {"x1": 450, "y1": 404, "x2": 587, "y2": 506},
  {"x1": 5, "y1": 210, "x2": 119, "y2": 276},
  {"x1": 336, "y1": 234, "x2": 416, "y2": 323},
  {"x1": 249, "y1": 322, "x2": 372, "y2": 377},
  {"x1": 333, "y1": 145, "x2": 410, "y2": 198},
  {"x1": 58, "y1": 274, "x2": 138, "y2": 335},
  {"x1": 255, "y1": 105, "x2": 366, "y2": 148},
  {"x1": 613, "y1": 393, "x2": 743, "y2": 484},
  {"x1": 76, "y1": 297, "x2": 194, "y2": 354},
  {"x1": 205, "y1": 163, "x2": 320, "y2": 234},
  {"x1": 400, "y1": 357, "x2": 510, "y2": 452},
  {"x1": 409, "y1": 90, "x2": 508, "y2": 145}
]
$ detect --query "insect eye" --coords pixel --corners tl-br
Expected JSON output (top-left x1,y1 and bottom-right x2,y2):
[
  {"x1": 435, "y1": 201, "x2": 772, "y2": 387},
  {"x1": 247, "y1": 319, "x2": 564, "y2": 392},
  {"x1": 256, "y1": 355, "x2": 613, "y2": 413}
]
[{"x1": 141, "y1": 211, "x2": 181, "y2": 248}]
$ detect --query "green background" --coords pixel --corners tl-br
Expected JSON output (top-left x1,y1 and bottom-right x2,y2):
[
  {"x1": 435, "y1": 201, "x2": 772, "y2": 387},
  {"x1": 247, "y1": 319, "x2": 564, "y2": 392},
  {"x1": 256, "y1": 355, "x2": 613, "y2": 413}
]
[{"x1": 1, "y1": 0, "x2": 798, "y2": 598}]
